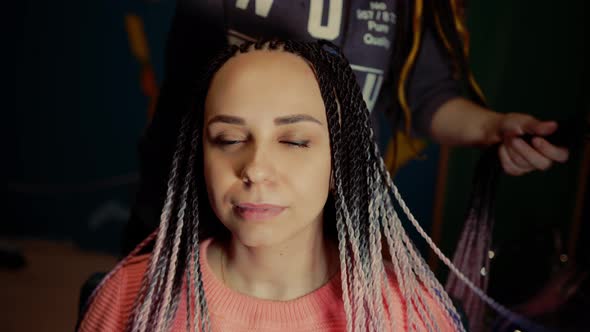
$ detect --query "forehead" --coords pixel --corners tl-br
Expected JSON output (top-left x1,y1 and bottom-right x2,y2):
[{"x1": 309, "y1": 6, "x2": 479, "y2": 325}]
[{"x1": 204, "y1": 50, "x2": 326, "y2": 122}]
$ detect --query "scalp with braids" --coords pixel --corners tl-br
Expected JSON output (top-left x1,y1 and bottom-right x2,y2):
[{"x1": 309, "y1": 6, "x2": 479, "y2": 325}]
[{"x1": 87, "y1": 40, "x2": 474, "y2": 332}]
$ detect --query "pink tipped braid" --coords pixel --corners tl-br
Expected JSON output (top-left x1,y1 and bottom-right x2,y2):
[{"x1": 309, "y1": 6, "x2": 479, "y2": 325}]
[{"x1": 132, "y1": 115, "x2": 192, "y2": 332}]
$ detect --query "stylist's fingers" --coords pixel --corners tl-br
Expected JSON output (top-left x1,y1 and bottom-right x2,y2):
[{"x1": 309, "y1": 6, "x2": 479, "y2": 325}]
[
  {"x1": 499, "y1": 114, "x2": 558, "y2": 137},
  {"x1": 524, "y1": 120, "x2": 558, "y2": 136},
  {"x1": 532, "y1": 137, "x2": 570, "y2": 163},
  {"x1": 499, "y1": 144, "x2": 531, "y2": 176},
  {"x1": 509, "y1": 137, "x2": 553, "y2": 171},
  {"x1": 504, "y1": 141, "x2": 533, "y2": 170}
]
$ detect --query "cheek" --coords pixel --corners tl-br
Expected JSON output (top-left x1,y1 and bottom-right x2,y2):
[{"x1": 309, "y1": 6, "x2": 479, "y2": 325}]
[
  {"x1": 288, "y1": 146, "x2": 332, "y2": 204},
  {"x1": 203, "y1": 147, "x2": 235, "y2": 208}
]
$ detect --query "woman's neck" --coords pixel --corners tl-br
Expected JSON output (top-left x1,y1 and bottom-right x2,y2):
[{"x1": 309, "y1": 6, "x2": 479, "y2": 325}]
[{"x1": 209, "y1": 227, "x2": 338, "y2": 301}]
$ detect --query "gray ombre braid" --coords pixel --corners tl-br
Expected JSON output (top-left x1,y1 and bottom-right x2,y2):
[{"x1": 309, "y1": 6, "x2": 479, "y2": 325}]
[
  {"x1": 120, "y1": 40, "x2": 476, "y2": 331},
  {"x1": 305, "y1": 41, "x2": 464, "y2": 332}
]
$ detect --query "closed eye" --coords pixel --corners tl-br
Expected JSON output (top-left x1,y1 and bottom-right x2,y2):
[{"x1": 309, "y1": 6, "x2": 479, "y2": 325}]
[
  {"x1": 213, "y1": 137, "x2": 245, "y2": 146},
  {"x1": 281, "y1": 140, "x2": 310, "y2": 148}
]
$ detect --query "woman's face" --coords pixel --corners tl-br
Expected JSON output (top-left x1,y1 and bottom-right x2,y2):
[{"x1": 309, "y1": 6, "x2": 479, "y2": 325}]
[{"x1": 203, "y1": 50, "x2": 332, "y2": 247}]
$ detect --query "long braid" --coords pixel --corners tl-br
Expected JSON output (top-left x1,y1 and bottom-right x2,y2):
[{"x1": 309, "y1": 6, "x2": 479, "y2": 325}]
[
  {"x1": 184, "y1": 247, "x2": 192, "y2": 332},
  {"x1": 362, "y1": 39, "x2": 464, "y2": 324},
  {"x1": 374, "y1": 137, "x2": 465, "y2": 330},
  {"x1": 154, "y1": 180, "x2": 188, "y2": 330},
  {"x1": 310, "y1": 44, "x2": 356, "y2": 331},
  {"x1": 429, "y1": 12, "x2": 499, "y2": 322},
  {"x1": 164, "y1": 192, "x2": 199, "y2": 330},
  {"x1": 293, "y1": 51, "x2": 375, "y2": 329},
  {"x1": 326, "y1": 81, "x2": 366, "y2": 330},
  {"x1": 120, "y1": 42, "x2": 245, "y2": 332},
  {"x1": 372, "y1": 160, "x2": 413, "y2": 329},
  {"x1": 140, "y1": 123, "x2": 189, "y2": 331},
  {"x1": 381, "y1": 201, "x2": 414, "y2": 329},
  {"x1": 390, "y1": 4, "x2": 499, "y2": 327},
  {"x1": 378, "y1": 180, "x2": 418, "y2": 331},
  {"x1": 187, "y1": 182, "x2": 205, "y2": 332},
  {"x1": 189, "y1": 161, "x2": 210, "y2": 332},
  {"x1": 156, "y1": 119, "x2": 201, "y2": 330},
  {"x1": 328, "y1": 43, "x2": 420, "y2": 331},
  {"x1": 385, "y1": 193, "x2": 452, "y2": 330},
  {"x1": 327, "y1": 59, "x2": 371, "y2": 330},
  {"x1": 396, "y1": 6, "x2": 499, "y2": 326},
  {"x1": 365, "y1": 116, "x2": 397, "y2": 331},
  {"x1": 327, "y1": 102, "x2": 356, "y2": 331},
  {"x1": 311, "y1": 41, "x2": 427, "y2": 330},
  {"x1": 367, "y1": 149, "x2": 403, "y2": 331},
  {"x1": 378, "y1": 177, "x2": 455, "y2": 331},
  {"x1": 428, "y1": 3, "x2": 500, "y2": 320},
  {"x1": 129, "y1": 113, "x2": 191, "y2": 332},
  {"x1": 264, "y1": 41, "x2": 474, "y2": 331},
  {"x1": 323, "y1": 39, "x2": 470, "y2": 331},
  {"x1": 177, "y1": 116, "x2": 211, "y2": 332},
  {"x1": 333, "y1": 50, "x2": 386, "y2": 331},
  {"x1": 366, "y1": 169, "x2": 387, "y2": 331},
  {"x1": 373, "y1": 179, "x2": 399, "y2": 329}
]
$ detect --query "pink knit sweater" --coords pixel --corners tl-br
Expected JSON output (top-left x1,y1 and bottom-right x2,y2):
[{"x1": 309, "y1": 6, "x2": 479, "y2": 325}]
[{"x1": 78, "y1": 239, "x2": 455, "y2": 331}]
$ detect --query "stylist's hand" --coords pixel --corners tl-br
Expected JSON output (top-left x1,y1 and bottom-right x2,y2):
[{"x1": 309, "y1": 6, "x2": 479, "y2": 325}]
[{"x1": 496, "y1": 113, "x2": 569, "y2": 176}]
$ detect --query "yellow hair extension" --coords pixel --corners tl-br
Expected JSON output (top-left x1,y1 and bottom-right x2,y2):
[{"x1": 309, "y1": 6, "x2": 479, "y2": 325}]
[
  {"x1": 384, "y1": 133, "x2": 428, "y2": 175},
  {"x1": 125, "y1": 14, "x2": 151, "y2": 64},
  {"x1": 467, "y1": 72, "x2": 487, "y2": 104},
  {"x1": 397, "y1": 0, "x2": 424, "y2": 136},
  {"x1": 449, "y1": 0, "x2": 470, "y2": 56},
  {"x1": 388, "y1": 0, "x2": 426, "y2": 172},
  {"x1": 391, "y1": 0, "x2": 490, "y2": 173},
  {"x1": 433, "y1": 11, "x2": 462, "y2": 84},
  {"x1": 434, "y1": 13, "x2": 454, "y2": 58}
]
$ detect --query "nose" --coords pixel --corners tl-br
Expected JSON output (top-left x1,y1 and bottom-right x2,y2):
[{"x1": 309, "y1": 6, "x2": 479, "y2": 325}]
[{"x1": 240, "y1": 145, "x2": 275, "y2": 185}]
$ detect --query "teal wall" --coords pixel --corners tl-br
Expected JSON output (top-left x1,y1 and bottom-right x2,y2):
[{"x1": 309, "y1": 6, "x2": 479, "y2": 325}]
[{"x1": 5, "y1": 1, "x2": 175, "y2": 253}]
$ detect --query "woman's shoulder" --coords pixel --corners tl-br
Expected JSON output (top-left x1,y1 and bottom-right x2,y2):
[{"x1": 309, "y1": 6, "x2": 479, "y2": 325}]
[
  {"x1": 120, "y1": 253, "x2": 151, "y2": 278},
  {"x1": 98, "y1": 253, "x2": 151, "y2": 302},
  {"x1": 103, "y1": 253, "x2": 151, "y2": 297},
  {"x1": 78, "y1": 253, "x2": 150, "y2": 331}
]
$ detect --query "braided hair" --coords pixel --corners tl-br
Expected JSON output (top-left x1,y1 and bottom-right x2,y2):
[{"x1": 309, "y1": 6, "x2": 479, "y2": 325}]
[
  {"x1": 89, "y1": 40, "x2": 470, "y2": 332},
  {"x1": 389, "y1": 2, "x2": 491, "y2": 330}
]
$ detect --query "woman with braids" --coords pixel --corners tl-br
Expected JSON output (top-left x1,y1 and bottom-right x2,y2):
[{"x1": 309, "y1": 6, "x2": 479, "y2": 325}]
[
  {"x1": 79, "y1": 40, "x2": 467, "y2": 331},
  {"x1": 122, "y1": 0, "x2": 569, "y2": 255}
]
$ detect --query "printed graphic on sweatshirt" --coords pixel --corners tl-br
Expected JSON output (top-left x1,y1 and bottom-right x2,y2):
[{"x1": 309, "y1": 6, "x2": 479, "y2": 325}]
[{"x1": 225, "y1": 0, "x2": 397, "y2": 113}]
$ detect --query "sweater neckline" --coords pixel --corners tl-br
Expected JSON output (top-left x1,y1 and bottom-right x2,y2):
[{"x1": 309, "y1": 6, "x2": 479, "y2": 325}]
[{"x1": 199, "y1": 238, "x2": 344, "y2": 323}]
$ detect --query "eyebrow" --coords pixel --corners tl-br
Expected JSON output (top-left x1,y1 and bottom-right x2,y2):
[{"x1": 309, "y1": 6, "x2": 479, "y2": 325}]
[
  {"x1": 207, "y1": 115, "x2": 245, "y2": 126},
  {"x1": 207, "y1": 114, "x2": 323, "y2": 126},
  {"x1": 274, "y1": 114, "x2": 323, "y2": 126}
]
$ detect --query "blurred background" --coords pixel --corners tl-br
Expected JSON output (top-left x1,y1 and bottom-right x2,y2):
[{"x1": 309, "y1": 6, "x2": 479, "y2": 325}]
[{"x1": 2, "y1": 0, "x2": 588, "y2": 331}]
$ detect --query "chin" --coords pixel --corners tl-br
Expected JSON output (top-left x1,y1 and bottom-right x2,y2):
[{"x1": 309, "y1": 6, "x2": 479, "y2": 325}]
[{"x1": 232, "y1": 227, "x2": 283, "y2": 248}]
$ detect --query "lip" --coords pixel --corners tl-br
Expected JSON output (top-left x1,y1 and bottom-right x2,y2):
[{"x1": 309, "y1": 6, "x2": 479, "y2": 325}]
[{"x1": 233, "y1": 203, "x2": 286, "y2": 221}]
